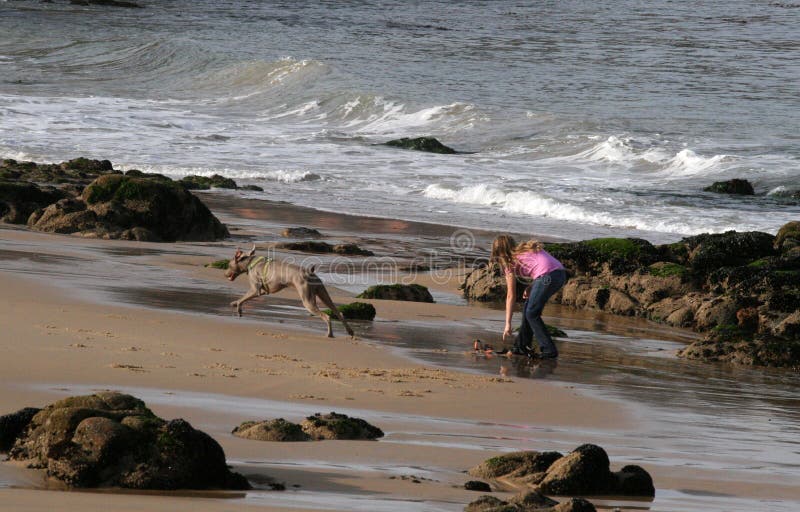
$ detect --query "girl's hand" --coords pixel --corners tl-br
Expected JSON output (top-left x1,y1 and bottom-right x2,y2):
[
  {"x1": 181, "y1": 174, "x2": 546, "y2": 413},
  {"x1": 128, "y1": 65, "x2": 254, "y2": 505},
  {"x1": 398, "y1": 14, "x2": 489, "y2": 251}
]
[
  {"x1": 522, "y1": 286, "x2": 531, "y2": 300},
  {"x1": 503, "y1": 325, "x2": 513, "y2": 340}
]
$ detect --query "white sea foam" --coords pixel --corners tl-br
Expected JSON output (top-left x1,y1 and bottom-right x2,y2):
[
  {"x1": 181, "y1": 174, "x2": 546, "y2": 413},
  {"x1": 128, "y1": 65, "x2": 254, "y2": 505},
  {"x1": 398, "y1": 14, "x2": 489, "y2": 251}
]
[
  {"x1": 661, "y1": 149, "x2": 730, "y2": 177},
  {"x1": 422, "y1": 183, "x2": 736, "y2": 235}
]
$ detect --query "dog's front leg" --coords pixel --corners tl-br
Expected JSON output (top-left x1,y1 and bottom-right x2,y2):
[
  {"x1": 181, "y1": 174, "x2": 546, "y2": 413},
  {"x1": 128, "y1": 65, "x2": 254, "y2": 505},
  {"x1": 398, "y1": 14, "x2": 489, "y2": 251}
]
[{"x1": 231, "y1": 287, "x2": 260, "y2": 317}]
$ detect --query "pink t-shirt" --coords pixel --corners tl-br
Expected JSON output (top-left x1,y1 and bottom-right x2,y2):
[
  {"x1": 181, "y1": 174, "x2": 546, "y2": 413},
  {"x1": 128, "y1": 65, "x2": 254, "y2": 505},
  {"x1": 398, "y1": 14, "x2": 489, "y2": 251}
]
[{"x1": 505, "y1": 250, "x2": 564, "y2": 280}]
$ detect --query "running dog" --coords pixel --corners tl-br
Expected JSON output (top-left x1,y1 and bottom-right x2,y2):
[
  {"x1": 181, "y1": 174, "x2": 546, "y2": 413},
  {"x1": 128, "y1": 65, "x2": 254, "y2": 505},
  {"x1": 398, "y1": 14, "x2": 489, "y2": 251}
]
[{"x1": 224, "y1": 245, "x2": 355, "y2": 338}]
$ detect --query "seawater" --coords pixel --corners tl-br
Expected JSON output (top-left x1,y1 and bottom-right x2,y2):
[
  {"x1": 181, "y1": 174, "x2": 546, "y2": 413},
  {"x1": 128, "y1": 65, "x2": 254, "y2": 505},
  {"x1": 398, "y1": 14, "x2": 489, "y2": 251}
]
[{"x1": 1, "y1": 1, "x2": 799, "y2": 242}]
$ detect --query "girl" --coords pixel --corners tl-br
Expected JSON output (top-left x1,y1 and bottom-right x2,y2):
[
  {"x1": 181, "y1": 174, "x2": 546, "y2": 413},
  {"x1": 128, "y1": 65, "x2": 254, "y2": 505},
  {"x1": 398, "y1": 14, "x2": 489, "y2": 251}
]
[{"x1": 491, "y1": 235, "x2": 566, "y2": 359}]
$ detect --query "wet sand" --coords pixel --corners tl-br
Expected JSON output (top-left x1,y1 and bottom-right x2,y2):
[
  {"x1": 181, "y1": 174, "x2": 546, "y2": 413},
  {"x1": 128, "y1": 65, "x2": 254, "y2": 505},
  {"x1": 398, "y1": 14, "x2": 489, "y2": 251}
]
[{"x1": 1, "y1": 195, "x2": 799, "y2": 512}]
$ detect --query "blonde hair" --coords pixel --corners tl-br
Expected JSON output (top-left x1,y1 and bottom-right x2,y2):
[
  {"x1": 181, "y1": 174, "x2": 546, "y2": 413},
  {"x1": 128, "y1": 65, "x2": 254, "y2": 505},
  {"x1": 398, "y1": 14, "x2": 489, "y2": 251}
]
[{"x1": 491, "y1": 235, "x2": 543, "y2": 271}]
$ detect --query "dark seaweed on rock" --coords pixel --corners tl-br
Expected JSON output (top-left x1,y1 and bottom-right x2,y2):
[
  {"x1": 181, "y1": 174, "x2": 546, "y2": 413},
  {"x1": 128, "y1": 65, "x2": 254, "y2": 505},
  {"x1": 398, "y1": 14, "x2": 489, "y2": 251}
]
[{"x1": 384, "y1": 137, "x2": 457, "y2": 154}]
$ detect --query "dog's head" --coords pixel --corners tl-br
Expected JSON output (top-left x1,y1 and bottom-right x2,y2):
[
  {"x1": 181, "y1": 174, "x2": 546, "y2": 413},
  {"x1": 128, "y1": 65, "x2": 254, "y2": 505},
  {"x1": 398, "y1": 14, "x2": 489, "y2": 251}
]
[{"x1": 224, "y1": 245, "x2": 256, "y2": 281}]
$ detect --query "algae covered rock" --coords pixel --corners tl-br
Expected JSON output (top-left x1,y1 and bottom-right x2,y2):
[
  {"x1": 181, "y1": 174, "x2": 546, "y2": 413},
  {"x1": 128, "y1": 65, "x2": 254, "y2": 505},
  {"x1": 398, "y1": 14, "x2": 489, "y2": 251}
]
[
  {"x1": 6, "y1": 392, "x2": 249, "y2": 490},
  {"x1": 469, "y1": 451, "x2": 563, "y2": 483},
  {"x1": 774, "y1": 221, "x2": 800, "y2": 252},
  {"x1": 0, "y1": 180, "x2": 66, "y2": 224},
  {"x1": 29, "y1": 174, "x2": 229, "y2": 241},
  {"x1": 277, "y1": 241, "x2": 374, "y2": 256},
  {"x1": 464, "y1": 492, "x2": 596, "y2": 512},
  {"x1": 300, "y1": 412, "x2": 384, "y2": 440},
  {"x1": 465, "y1": 480, "x2": 492, "y2": 492},
  {"x1": 232, "y1": 418, "x2": 310, "y2": 442},
  {"x1": 357, "y1": 283, "x2": 434, "y2": 303},
  {"x1": 678, "y1": 326, "x2": 800, "y2": 368},
  {"x1": 703, "y1": 178, "x2": 755, "y2": 195},
  {"x1": 179, "y1": 174, "x2": 238, "y2": 190},
  {"x1": 324, "y1": 302, "x2": 377, "y2": 321},
  {"x1": 384, "y1": 136, "x2": 457, "y2": 154}
]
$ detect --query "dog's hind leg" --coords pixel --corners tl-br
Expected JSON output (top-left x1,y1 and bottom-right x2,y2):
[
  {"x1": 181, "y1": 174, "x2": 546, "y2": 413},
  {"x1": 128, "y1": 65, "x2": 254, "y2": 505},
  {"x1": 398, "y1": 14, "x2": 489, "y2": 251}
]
[
  {"x1": 315, "y1": 286, "x2": 355, "y2": 338},
  {"x1": 298, "y1": 288, "x2": 334, "y2": 338},
  {"x1": 231, "y1": 287, "x2": 260, "y2": 317}
]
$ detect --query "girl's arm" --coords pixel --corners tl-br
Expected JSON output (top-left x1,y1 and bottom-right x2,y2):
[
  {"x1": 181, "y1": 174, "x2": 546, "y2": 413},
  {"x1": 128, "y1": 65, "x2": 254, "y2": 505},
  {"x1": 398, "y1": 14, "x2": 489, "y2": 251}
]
[{"x1": 504, "y1": 271, "x2": 516, "y2": 338}]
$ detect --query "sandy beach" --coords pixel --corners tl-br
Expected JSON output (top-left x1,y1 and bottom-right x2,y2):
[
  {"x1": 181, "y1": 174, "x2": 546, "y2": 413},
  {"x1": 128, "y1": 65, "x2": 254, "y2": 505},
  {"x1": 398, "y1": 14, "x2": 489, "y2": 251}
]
[{"x1": 2, "y1": 194, "x2": 799, "y2": 512}]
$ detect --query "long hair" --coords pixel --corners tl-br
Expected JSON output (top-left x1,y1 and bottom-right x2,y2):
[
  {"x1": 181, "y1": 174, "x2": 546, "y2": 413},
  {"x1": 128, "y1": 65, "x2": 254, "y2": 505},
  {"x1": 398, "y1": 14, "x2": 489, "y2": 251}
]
[{"x1": 491, "y1": 235, "x2": 543, "y2": 272}]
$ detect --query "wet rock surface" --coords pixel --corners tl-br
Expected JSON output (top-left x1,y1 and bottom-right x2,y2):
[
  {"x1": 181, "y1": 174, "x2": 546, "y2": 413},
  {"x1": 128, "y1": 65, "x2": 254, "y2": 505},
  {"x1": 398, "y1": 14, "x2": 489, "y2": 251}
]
[
  {"x1": 299, "y1": 412, "x2": 384, "y2": 440},
  {"x1": 0, "y1": 407, "x2": 41, "y2": 452},
  {"x1": 324, "y1": 302, "x2": 377, "y2": 321},
  {"x1": 383, "y1": 136, "x2": 457, "y2": 154},
  {"x1": 703, "y1": 178, "x2": 755, "y2": 195},
  {"x1": 0, "y1": 159, "x2": 230, "y2": 242},
  {"x1": 232, "y1": 418, "x2": 310, "y2": 442},
  {"x1": 461, "y1": 227, "x2": 800, "y2": 368},
  {"x1": 469, "y1": 444, "x2": 654, "y2": 498},
  {"x1": 276, "y1": 240, "x2": 374, "y2": 256},
  {"x1": 357, "y1": 283, "x2": 434, "y2": 303},
  {"x1": 465, "y1": 492, "x2": 596, "y2": 512},
  {"x1": 6, "y1": 392, "x2": 249, "y2": 490},
  {"x1": 282, "y1": 226, "x2": 323, "y2": 238}
]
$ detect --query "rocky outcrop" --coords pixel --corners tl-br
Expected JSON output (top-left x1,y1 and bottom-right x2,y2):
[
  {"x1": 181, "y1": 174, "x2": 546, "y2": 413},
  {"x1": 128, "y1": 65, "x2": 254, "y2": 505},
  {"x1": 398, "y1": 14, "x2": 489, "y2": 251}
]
[
  {"x1": 357, "y1": 283, "x2": 434, "y2": 303},
  {"x1": 299, "y1": 412, "x2": 384, "y2": 440},
  {"x1": 469, "y1": 445, "x2": 653, "y2": 498},
  {"x1": 6, "y1": 392, "x2": 249, "y2": 490},
  {"x1": 28, "y1": 174, "x2": 229, "y2": 241},
  {"x1": 704, "y1": 179, "x2": 755, "y2": 195},
  {"x1": 1, "y1": 159, "x2": 230, "y2": 242},
  {"x1": 465, "y1": 492, "x2": 596, "y2": 512},
  {"x1": 179, "y1": 174, "x2": 237, "y2": 190},
  {"x1": 460, "y1": 227, "x2": 800, "y2": 368},
  {"x1": 232, "y1": 419, "x2": 310, "y2": 442},
  {"x1": 384, "y1": 137, "x2": 457, "y2": 154}
]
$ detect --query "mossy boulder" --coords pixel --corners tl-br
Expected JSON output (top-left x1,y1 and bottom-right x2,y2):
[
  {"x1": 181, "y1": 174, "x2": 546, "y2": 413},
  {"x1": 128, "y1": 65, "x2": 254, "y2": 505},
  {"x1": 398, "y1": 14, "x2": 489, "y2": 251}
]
[
  {"x1": 232, "y1": 419, "x2": 310, "y2": 442},
  {"x1": 299, "y1": 412, "x2": 383, "y2": 440},
  {"x1": 384, "y1": 136, "x2": 457, "y2": 154},
  {"x1": 678, "y1": 231, "x2": 776, "y2": 275},
  {"x1": 647, "y1": 262, "x2": 688, "y2": 279},
  {"x1": 28, "y1": 174, "x2": 229, "y2": 241},
  {"x1": 703, "y1": 179, "x2": 755, "y2": 195},
  {"x1": 678, "y1": 327, "x2": 800, "y2": 368},
  {"x1": 7, "y1": 392, "x2": 249, "y2": 490},
  {"x1": 324, "y1": 302, "x2": 377, "y2": 321},
  {"x1": 469, "y1": 451, "x2": 563, "y2": 483},
  {"x1": 775, "y1": 221, "x2": 800, "y2": 252},
  {"x1": 357, "y1": 283, "x2": 434, "y2": 303},
  {"x1": 460, "y1": 263, "x2": 529, "y2": 302}
]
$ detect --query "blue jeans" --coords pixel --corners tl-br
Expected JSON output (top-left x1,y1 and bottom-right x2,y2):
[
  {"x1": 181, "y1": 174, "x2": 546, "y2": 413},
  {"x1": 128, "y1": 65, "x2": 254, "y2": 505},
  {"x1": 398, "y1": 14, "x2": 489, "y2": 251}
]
[{"x1": 515, "y1": 269, "x2": 566, "y2": 357}]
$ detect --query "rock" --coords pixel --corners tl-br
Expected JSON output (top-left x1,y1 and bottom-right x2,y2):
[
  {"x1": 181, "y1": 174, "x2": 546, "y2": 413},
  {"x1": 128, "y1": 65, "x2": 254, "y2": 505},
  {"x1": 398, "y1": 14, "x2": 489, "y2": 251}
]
[
  {"x1": 0, "y1": 180, "x2": 65, "y2": 224},
  {"x1": 357, "y1": 284, "x2": 434, "y2": 303},
  {"x1": 232, "y1": 419, "x2": 310, "y2": 442},
  {"x1": 282, "y1": 227, "x2": 323, "y2": 238},
  {"x1": 324, "y1": 302, "x2": 377, "y2": 321},
  {"x1": 693, "y1": 296, "x2": 739, "y2": 331},
  {"x1": 465, "y1": 480, "x2": 493, "y2": 492},
  {"x1": 0, "y1": 407, "x2": 41, "y2": 452},
  {"x1": 472, "y1": 445, "x2": 654, "y2": 498},
  {"x1": 774, "y1": 221, "x2": 800, "y2": 252},
  {"x1": 463, "y1": 492, "x2": 596, "y2": 512},
  {"x1": 7, "y1": 392, "x2": 249, "y2": 490},
  {"x1": 704, "y1": 179, "x2": 755, "y2": 195},
  {"x1": 460, "y1": 264, "x2": 528, "y2": 302},
  {"x1": 61, "y1": 157, "x2": 114, "y2": 173},
  {"x1": 469, "y1": 451, "x2": 562, "y2": 483},
  {"x1": 333, "y1": 243, "x2": 374, "y2": 256},
  {"x1": 384, "y1": 137, "x2": 457, "y2": 154},
  {"x1": 28, "y1": 174, "x2": 229, "y2": 241},
  {"x1": 240, "y1": 184, "x2": 263, "y2": 191},
  {"x1": 124, "y1": 169, "x2": 171, "y2": 182},
  {"x1": 299, "y1": 412, "x2": 383, "y2": 440},
  {"x1": 70, "y1": 0, "x2": 143, "y2": 8},
  {"x1": 679, "y1": 231, "x2": 776, "y2": 275},
  {"x1": 179, "y1": 174, "x2": 237, "y2": 190},
  {"x1": 678, "y1": 327, "x2": 800, "y2": 368}
]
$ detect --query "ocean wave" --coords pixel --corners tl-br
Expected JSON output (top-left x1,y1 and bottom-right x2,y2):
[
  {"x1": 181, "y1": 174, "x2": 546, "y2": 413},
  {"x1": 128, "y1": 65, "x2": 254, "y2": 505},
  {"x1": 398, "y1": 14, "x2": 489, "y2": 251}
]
[
  {"x1": 660, "y1": 149, "x2": 731, "y2": 177},
  {"x1": 422, "y1": 183, "x2": 732, "y2": 235},
  {"x1": 118, "y1": 165, "x2": 321, "y2": 184}
]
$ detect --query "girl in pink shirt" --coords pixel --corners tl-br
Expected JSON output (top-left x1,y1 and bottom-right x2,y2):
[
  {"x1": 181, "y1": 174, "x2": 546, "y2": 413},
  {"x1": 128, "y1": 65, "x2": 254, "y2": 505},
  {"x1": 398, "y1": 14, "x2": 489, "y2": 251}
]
[{"x1": 491, "y1": 235, "x2": 566, "y2": 359}]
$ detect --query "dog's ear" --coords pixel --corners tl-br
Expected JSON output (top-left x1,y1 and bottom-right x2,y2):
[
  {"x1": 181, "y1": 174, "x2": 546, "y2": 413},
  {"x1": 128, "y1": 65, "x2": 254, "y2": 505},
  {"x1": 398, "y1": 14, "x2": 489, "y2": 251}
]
[
  {"x1": 234, "y1": 248, "x2": 243, "y2": 262},
  {"x1": 247, "y1": 244, "x2": 256, "y2": 257}
]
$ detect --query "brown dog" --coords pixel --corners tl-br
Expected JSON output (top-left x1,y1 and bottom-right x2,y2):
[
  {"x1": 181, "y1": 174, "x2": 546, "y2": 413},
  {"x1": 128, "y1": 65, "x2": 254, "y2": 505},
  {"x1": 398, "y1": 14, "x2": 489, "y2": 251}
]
[{"x1": 224, "y1": 245, "x2": 354, "y2": 338}]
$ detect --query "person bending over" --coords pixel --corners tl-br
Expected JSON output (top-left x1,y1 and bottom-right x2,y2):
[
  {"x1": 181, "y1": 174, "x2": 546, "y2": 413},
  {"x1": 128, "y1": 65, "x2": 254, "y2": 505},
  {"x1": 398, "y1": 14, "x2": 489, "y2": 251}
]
[{"x1": 491, "y1": 235, "x2": 566, "y2": 359}]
